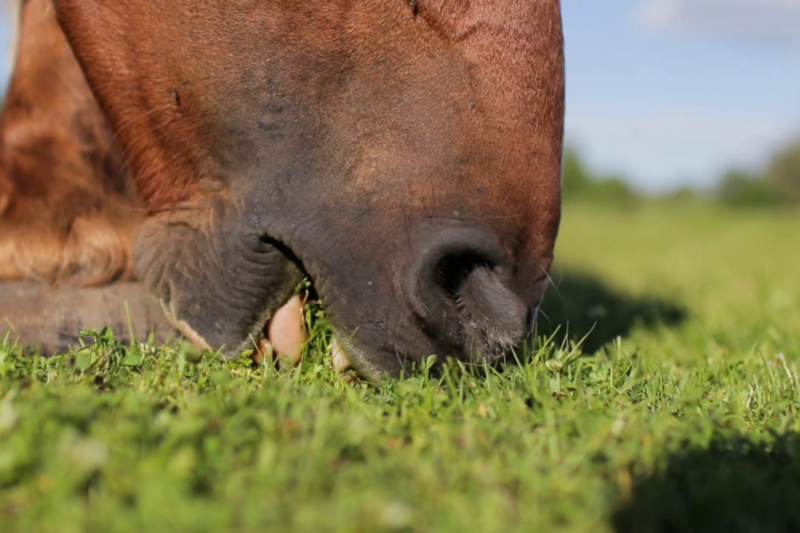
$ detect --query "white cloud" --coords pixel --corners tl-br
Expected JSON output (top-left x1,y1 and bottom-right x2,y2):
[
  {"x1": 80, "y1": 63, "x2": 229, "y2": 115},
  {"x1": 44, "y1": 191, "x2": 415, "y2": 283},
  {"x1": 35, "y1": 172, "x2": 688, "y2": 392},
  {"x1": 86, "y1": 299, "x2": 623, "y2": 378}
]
[{"x1": 638, "y1": 0, "x2": 800, "y2": 47}]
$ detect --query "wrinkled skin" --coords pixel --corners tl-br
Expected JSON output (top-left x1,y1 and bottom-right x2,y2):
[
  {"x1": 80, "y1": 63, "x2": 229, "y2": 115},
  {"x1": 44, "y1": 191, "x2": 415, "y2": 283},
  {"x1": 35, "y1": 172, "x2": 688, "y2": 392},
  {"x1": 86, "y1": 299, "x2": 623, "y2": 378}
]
[{"x1": 0, "y1": 0, "x2": 564, "y2": 381}]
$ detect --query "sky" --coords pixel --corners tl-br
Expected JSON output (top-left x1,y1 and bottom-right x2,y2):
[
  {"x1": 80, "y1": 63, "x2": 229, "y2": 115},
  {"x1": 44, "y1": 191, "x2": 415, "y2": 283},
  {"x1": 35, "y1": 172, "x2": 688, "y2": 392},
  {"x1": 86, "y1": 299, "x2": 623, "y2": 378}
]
[
  {"x1": 0, "y1": 0, "x2": 799, "y2": 193},
  {"x1": 562, "y1": 0, "x2": 800, "y2": 191}
]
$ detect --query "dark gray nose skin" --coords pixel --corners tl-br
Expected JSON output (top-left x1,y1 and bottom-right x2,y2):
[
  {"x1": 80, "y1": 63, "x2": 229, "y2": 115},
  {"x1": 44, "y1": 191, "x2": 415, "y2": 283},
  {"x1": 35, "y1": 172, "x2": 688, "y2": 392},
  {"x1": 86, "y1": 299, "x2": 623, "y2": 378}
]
[
  {"x1": 404, "y1": 220, "x2": 530, "y2": 365},
  {"x1": 133, "y1": 194, "x2": 304, "y2": 357},
  {"x1": 133, "y1": 193, "x2": 540, "y2": 382}
]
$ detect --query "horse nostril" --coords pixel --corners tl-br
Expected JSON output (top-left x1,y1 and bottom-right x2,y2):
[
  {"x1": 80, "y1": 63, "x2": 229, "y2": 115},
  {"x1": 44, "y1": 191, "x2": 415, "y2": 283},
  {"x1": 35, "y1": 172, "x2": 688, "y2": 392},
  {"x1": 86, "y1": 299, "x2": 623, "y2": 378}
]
[
  {"x1": 405, "y1": 222, "x2": 529, "y2": 362},
  {"x1": 449, "y1": 265, "x2": 529, "y2": 360},
  {"x1": 435, "y1": 252, "x2": 493, "y2": 299}
]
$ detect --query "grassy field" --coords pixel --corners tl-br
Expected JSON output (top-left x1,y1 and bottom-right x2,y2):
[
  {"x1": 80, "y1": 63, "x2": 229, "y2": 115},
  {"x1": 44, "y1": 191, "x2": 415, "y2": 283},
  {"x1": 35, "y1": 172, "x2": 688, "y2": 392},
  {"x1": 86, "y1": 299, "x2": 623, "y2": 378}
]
[{"x1": 2, "y1": 202, "x2": 800, "y2": 532}]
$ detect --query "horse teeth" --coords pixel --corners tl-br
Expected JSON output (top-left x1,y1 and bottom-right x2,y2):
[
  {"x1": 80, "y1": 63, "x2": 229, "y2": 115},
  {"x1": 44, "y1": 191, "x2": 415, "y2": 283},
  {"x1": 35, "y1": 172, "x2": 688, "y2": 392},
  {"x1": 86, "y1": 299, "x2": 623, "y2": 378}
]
[
  {"x1": 267, "y1": 294, "x2": 307, "y2": 367},
  {"x1": 254, "y1": 337, "x2": 274, "y2": 365},
  {"x1": 256, "y1": 295, "x2": 357, "y2": 379},
  {"x1": 331, "y1": 336, "x2": 352, "y2": 373}
]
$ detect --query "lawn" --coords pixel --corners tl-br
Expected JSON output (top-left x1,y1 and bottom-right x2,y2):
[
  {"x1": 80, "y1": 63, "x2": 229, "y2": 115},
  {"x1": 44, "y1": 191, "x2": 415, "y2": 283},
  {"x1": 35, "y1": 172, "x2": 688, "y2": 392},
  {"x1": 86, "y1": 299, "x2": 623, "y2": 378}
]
[{"x1": 2, "y1": 202, "x2": 800, "y2": 532}]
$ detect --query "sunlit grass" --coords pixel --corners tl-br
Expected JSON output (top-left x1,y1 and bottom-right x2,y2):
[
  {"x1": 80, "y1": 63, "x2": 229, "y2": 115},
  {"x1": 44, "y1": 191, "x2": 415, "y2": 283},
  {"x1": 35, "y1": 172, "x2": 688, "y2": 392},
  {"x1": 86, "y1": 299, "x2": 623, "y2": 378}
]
[{"x1": 2, "y1": 202, "x2": 800, "y2": 532}]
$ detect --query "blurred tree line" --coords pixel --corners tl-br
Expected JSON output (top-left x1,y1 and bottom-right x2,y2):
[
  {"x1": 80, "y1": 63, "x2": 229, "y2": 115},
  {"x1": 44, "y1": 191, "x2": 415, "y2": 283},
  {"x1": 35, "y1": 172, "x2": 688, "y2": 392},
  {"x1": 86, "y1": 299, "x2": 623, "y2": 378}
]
[
  {"x1": 561, "y1": 147, "x2": 640, "y2": 207},
  {"x1": 563, "y1": 135, "x2": 800, "y2": 209},
  {"x1": 716, "y1": 137, "x2": 800, "y2": 208}
]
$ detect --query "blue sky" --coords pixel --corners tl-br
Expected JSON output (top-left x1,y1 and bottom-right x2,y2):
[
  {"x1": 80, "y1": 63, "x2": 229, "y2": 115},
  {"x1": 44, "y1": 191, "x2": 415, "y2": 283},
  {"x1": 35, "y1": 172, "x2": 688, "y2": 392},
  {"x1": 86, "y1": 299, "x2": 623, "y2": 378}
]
[
  {"x1": 562, "y1": 0, "x2": 800, "y2": 191},
  {"x1": 1, "y1": 0, "x2": 799, "y2": 192}
]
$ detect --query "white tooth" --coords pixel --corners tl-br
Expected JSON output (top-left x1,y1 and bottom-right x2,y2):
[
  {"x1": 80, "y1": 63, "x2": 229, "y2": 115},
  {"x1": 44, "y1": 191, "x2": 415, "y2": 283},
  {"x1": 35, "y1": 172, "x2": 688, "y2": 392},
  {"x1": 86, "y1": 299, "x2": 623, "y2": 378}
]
[
  {"x1": 331, "y1": 336, "x2": 352, "y2": 373},
  {"x1": 158, "y1": 299, "x2": 179, "y2": 328},
  {"x1": 254, "y1": 337, "x2": 274, "y2": 365},
  {"x1": 267, "y1": 295, "x2": 307, "y2": 368},
  {"x1": 175, "y1": 319, "x2": 211, "y2": 351},
  {"x1": 158, "y1": 299, "x2": 211, "y2": 351}
]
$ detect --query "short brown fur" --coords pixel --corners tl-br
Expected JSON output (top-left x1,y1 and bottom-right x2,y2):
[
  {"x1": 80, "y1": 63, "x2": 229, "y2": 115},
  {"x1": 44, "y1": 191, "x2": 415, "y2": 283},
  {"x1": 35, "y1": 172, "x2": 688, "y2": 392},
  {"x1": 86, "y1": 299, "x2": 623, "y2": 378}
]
[
  {"x1": 0, "y1": 0, "x2": 565, "y2": 375},
  {"x1": 0, "y1": 0, "x2": 141, "y2": 286}
]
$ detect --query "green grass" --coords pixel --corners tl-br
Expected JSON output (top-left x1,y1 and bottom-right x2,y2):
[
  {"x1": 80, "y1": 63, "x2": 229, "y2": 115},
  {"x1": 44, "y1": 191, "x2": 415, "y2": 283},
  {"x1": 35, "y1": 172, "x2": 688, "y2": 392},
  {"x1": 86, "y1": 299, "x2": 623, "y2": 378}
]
[{"x1": 2, "y1": 202, "x2": 800, "y2": 532}]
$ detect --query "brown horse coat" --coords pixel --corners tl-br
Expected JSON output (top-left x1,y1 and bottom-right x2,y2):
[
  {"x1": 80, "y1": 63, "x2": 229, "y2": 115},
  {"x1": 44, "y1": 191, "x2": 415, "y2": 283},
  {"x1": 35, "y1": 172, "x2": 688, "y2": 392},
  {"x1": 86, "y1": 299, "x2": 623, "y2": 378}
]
[{"x1": 0, "y1": 0, "x2": 565, "y2": 379}]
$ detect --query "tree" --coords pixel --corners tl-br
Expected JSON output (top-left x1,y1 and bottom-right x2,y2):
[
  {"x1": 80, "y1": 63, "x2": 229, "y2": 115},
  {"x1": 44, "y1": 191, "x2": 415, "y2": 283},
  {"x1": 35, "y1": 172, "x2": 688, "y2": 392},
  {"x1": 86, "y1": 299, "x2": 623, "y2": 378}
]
[
  {"x1": 764, "y1": 138, "x2": 800, "y2": 203},
  {"x1": 561, "y1": 146, "x2": 639, "y2": 207},
  {"x1": 561, "y1": 146, "x2": 593, "y2": 199},
  {"x1": 716, "y1": 168, "x2": 782, "y2": 207}
]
